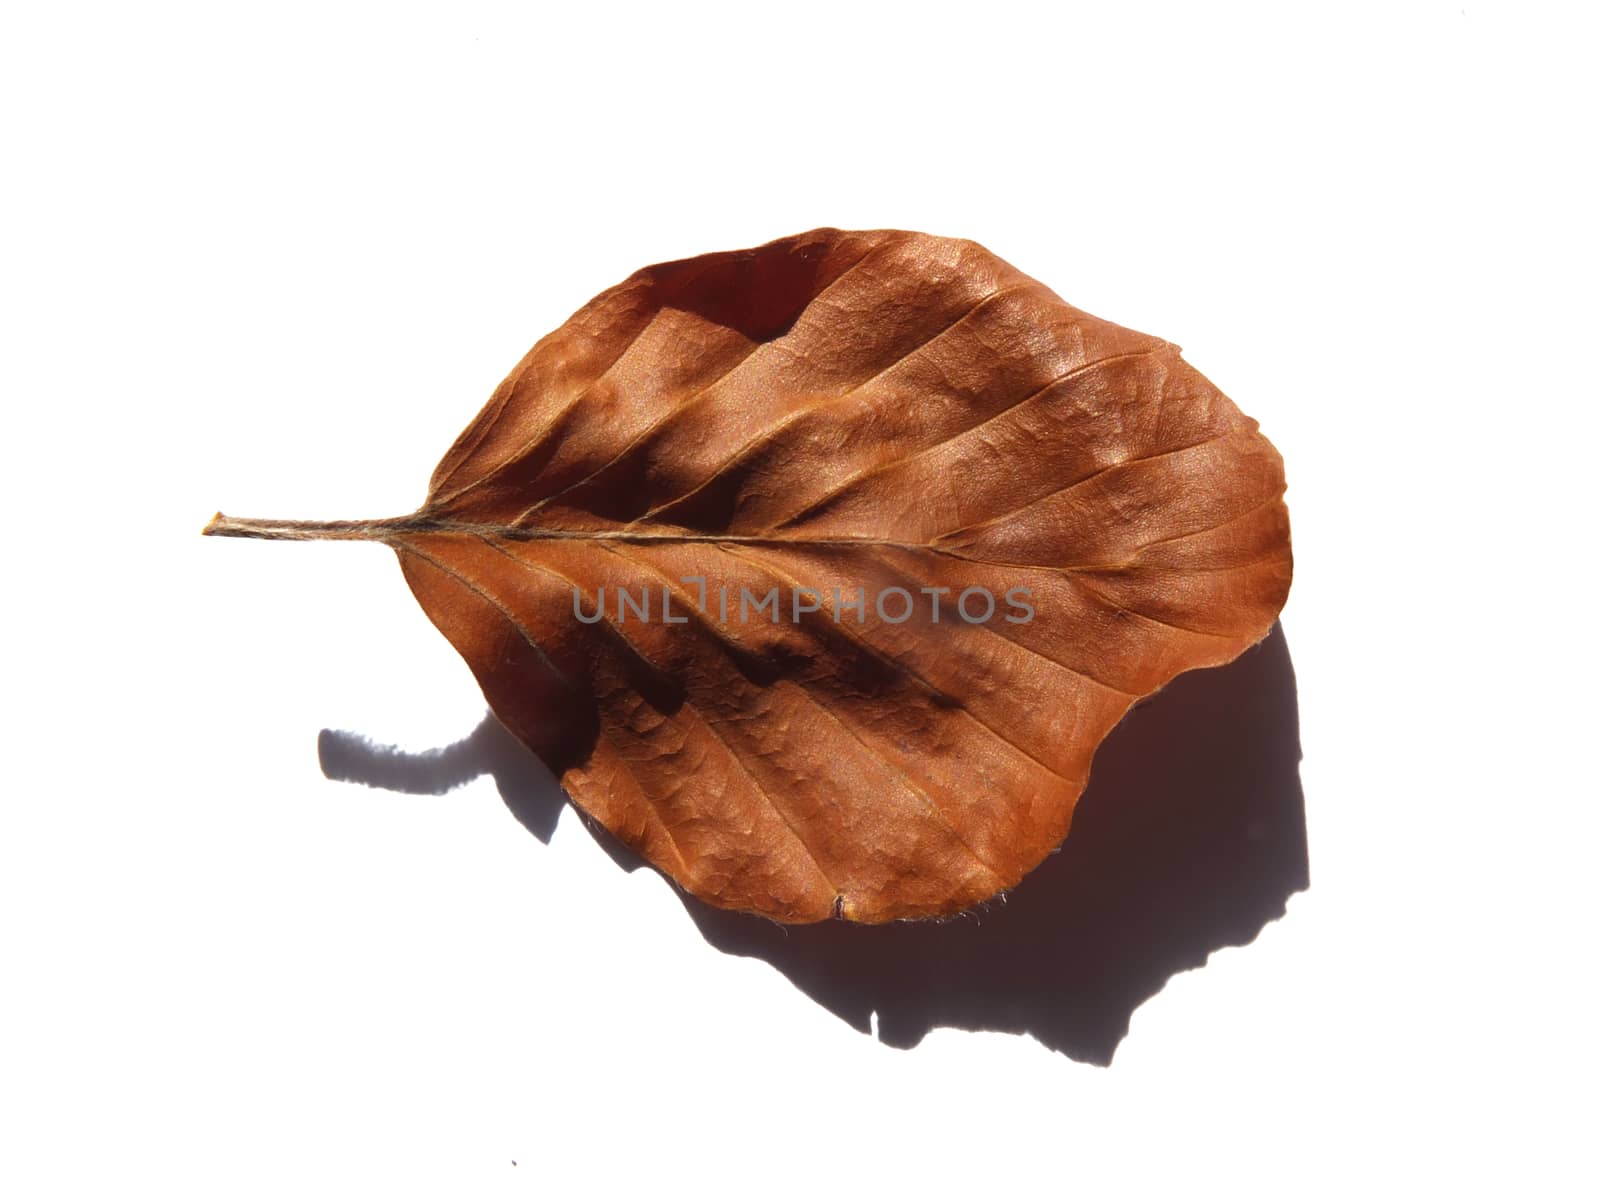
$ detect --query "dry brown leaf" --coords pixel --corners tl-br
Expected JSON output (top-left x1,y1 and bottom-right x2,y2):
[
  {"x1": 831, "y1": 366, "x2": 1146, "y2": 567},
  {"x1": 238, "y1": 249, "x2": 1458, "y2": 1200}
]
[{"x1": 206, "y1": 227, "x2": 1292, "y2": 924}]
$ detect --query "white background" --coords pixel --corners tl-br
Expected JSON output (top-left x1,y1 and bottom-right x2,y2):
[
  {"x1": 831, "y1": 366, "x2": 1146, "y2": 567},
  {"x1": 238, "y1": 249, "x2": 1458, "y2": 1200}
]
[{"x1": 4, "y1": 2, "x2": 1596, "y2": 1195}]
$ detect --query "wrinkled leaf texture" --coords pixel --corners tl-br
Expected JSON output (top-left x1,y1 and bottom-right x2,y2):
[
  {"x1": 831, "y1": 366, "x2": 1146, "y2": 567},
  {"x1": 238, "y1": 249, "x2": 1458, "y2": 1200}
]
[{"x1": 298, "y1": 229, "x2": 1291, "y2": 922}]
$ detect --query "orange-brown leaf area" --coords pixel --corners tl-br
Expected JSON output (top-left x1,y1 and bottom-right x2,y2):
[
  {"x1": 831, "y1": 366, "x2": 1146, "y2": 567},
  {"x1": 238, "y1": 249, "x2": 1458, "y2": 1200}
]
[{"x1": 212, "y1": 228, "x2": 1292, "y2": 924}]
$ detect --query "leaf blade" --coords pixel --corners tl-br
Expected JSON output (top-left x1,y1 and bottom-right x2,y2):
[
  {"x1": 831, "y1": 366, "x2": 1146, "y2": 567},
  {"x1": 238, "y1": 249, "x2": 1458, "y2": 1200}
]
[{"x1": 396, "y1": 227, "x2": 1292, "y2": 923}]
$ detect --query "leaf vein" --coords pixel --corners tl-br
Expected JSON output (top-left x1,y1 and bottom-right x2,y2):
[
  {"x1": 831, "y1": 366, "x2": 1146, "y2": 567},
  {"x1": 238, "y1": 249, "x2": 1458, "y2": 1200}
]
[
  {"x1": 625, "y1": 279, "x2": 1031, "y2": 528},
  {"x1": 394, "y1": 539, "x2": 697, "y2": 882},
  {"x1": 606, "y1": 542, "x2": 1008, "y2": 884},
  {"x1": 767, "y1": 345, "x2": 1165, "y2": 532},
  {"x1": 718, "y1": 542, "x2": 1079, "y2": 788},
  {"x1": 475, "y1": 537, "x2": 843, "y2": 899}
]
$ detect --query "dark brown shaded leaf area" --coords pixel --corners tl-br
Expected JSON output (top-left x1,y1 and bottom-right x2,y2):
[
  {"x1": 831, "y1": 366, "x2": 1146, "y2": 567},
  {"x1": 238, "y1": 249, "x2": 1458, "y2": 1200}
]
[{"x1": 215, "y1": 228, "x2": 1293, "y2": 923}]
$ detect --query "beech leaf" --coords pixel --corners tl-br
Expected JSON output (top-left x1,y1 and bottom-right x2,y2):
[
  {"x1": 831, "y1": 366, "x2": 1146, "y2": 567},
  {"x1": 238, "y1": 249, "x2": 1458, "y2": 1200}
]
[{"x1": 206, "y1": 228, "x2": 1292, "y2": 924}]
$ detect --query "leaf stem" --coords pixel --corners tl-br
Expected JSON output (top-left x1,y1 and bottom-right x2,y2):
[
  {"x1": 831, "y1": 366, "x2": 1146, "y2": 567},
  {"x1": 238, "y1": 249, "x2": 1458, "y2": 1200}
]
[{"x1": 202, "y1": 512, "x2": 426, "y2": 542}]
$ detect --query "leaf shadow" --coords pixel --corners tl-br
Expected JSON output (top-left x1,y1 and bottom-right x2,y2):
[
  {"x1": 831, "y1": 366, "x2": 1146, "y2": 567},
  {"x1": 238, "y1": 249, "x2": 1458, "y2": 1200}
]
[{"x1": 319, "y1": 623, "x2": 1307, "y2": 1065}]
